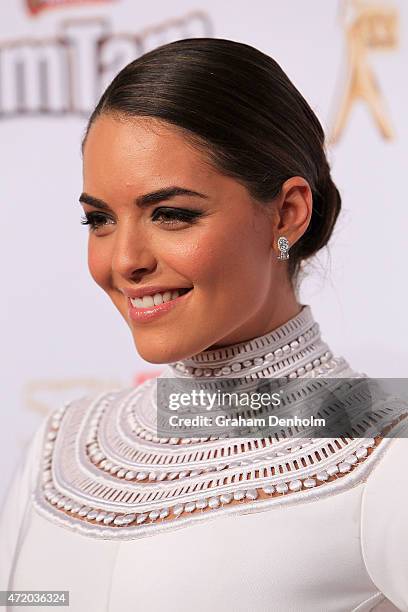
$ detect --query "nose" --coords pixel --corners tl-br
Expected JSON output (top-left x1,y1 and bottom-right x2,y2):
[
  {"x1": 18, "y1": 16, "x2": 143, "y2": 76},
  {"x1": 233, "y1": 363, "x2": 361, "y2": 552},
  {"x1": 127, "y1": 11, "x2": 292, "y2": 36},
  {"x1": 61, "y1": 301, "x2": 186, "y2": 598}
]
[{"x1": 111, "y1": 220, "x2": 157, "y2": 281}]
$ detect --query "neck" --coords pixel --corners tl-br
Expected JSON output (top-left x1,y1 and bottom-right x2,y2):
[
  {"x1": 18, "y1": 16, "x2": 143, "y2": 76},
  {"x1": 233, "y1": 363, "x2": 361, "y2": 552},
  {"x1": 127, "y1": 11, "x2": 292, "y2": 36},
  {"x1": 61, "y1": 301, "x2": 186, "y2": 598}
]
[
  {"x1": 163, "y1": 304, "x2": 334, "y2": 380},
  {"x1": 204, "y1": 296, "x2": 303, "y2": 350}
]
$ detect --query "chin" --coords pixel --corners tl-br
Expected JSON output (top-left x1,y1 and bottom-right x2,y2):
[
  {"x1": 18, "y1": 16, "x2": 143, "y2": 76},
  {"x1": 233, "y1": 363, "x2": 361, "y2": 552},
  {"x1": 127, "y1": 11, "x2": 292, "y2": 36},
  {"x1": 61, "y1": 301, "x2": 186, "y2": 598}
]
[{"x1": 132, "y1": 335, "x2": 190, "y2": 365}]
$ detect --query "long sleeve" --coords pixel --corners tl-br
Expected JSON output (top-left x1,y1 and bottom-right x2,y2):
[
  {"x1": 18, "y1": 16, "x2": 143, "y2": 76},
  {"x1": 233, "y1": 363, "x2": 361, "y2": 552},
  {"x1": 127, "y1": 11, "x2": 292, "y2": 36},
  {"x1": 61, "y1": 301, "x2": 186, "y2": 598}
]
[
  {"x1": 0, "y1": 417, "x2": 48, "y2": 590},
  {"x1": 361, "y1": 423, "x2": 408, "y2": 611}
]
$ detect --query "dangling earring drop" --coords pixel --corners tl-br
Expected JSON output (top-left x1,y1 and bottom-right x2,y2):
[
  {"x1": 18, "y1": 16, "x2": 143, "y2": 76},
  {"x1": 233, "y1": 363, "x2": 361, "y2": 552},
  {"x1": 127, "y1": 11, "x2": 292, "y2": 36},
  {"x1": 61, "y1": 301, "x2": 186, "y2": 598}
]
[{"x1": 277, "y1": 236, "x2": 290, "y2": 260}]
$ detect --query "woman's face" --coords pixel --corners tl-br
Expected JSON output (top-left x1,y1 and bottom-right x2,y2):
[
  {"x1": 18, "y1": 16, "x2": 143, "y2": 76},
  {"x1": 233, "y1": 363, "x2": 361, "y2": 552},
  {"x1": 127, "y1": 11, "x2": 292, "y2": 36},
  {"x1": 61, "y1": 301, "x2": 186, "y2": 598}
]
[{"x1": 81, "y1": 115, "x2": 296, "y2": 364}]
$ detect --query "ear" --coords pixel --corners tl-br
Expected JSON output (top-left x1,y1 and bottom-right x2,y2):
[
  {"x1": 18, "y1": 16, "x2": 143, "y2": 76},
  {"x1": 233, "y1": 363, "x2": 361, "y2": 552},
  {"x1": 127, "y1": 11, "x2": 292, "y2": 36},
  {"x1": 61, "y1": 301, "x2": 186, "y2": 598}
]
[{"x1": 272, "y1": 177, "x2": 313, "y2": 255}]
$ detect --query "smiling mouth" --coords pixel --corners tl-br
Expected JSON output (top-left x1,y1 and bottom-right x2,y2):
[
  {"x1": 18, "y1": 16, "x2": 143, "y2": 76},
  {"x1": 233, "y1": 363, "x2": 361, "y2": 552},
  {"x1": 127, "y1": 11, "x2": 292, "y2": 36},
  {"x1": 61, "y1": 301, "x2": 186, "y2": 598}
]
[{"x1": 129, "y1": 288, "x2": 192, "y2": 309}]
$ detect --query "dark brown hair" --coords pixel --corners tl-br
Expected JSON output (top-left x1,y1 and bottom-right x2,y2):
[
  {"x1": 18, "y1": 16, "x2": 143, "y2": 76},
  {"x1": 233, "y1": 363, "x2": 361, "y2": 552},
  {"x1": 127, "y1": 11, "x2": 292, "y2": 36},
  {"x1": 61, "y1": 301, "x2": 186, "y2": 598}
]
[{"x1": 83, "y1": 37, "x2": 341, "y2": 284}]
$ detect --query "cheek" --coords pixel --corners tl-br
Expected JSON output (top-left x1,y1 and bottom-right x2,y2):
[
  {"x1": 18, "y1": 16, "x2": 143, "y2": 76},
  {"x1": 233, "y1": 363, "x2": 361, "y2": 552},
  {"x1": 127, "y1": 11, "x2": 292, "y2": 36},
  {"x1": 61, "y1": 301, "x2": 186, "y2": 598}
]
[
  {"x1": 87, "y1": 240, "x2": 111, "y2": 289},
  {"x1": 161, "y1": 219, "x2": 270, "y2": 295}
]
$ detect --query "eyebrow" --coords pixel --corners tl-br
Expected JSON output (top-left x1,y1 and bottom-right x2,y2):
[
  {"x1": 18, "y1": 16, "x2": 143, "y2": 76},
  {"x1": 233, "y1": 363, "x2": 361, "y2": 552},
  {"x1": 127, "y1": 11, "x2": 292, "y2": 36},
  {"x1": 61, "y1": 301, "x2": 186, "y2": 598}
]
[{"x1": 78, "y1": 186, "x2": 209, "y2": 211}]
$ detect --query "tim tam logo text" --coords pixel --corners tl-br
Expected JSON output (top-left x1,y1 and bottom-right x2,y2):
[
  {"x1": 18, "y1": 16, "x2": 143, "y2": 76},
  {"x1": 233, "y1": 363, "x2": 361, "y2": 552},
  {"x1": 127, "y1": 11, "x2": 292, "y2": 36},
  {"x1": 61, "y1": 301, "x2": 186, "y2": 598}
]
[
  {"x1": 0, "y1": 11, "x2": 212, "y2": 119},
  {"x1": 26, "y1": 0, "x2": 115, "y2": 16}
]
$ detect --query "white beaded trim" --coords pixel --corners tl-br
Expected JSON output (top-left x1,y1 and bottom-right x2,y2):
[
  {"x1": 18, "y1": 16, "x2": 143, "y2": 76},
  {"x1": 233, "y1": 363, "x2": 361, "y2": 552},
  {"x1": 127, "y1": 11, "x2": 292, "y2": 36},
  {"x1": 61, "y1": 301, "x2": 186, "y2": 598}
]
[
  {"x1": 34, "y1": 410, "x2": 408, "y2": 542},
  {"x1": 36, "y1": 398, "x2": 388, "y2": 533},
  {"x1": 127, "y1": 356, "x2": 343, "y2": 448},
  {"x1": 34, "y1": 429, "x2": 400, "y2": 540},
  {"x1": 171, "y1": 326, "x2": 327, "y2": 378}
]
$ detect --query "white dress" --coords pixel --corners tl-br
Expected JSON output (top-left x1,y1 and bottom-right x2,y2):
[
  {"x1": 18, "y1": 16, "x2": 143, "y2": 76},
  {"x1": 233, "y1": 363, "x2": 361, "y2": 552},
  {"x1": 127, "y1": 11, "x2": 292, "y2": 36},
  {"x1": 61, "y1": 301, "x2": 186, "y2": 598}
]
[{"x1": 1, "y1": 304, "x2": 408, "y2": 612}]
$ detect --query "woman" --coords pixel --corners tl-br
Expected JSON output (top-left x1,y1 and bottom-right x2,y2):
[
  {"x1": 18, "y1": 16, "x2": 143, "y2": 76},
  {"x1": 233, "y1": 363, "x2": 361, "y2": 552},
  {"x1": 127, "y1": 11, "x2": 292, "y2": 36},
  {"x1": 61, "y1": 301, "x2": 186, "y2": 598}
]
[{"x1": 0, "y1": 38, "x2": 407, "y2": 612}]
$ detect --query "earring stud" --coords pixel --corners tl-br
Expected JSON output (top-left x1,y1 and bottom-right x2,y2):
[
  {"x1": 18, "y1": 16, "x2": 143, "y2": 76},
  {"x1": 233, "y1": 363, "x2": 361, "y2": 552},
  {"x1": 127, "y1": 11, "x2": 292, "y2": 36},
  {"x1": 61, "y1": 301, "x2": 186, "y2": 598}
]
[{"x1": 277, "y1": 236, "x2": 290, "y2": 260}]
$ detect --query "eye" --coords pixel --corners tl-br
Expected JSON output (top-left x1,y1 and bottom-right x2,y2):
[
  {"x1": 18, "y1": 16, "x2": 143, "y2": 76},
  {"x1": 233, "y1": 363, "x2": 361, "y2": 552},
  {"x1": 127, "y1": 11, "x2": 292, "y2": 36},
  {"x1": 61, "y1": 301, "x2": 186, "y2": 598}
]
[
  {"x1": 151, "y1": 207, "x2": 202, "y2": 226},
  {"x1": 80, "y1": 212, "x2": 115, "y2": 232},
  {"x1": 80, "y1": 207, "x2": 203, "y2": 233}
]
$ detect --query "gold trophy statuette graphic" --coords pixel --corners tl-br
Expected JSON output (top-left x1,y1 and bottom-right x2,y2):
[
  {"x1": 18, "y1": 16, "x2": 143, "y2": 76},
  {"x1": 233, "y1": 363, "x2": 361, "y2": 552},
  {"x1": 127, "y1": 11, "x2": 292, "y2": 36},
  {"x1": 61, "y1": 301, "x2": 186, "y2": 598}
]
[{"x1": 329, "y1": 0, "x2": 399, "y2": 143}]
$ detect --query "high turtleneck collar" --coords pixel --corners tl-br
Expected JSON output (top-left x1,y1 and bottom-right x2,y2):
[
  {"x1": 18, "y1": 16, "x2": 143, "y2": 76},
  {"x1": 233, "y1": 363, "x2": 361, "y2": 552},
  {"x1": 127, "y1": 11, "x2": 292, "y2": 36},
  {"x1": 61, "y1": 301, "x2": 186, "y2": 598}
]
[
  {"x1": 163, "y1": 304, "x2": 339, "y2": 380},
  {"x1": 34, "y1": 301, "x2": 399, "y2": 542}
]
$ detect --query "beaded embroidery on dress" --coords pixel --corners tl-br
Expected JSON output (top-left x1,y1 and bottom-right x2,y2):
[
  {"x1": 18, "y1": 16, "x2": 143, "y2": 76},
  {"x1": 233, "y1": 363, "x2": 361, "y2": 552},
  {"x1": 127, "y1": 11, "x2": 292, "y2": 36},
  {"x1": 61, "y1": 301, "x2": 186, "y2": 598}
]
[{"x1": 32, "y1": 304, "x2": 408, "y2": 540}]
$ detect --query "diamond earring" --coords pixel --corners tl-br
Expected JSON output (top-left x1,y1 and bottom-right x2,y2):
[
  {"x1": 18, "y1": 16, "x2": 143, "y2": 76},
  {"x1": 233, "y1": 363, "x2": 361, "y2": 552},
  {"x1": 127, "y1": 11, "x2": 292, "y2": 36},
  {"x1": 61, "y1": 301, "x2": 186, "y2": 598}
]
[{"x1": 277, "y1": 236, "x2": 290, "y2": 260}]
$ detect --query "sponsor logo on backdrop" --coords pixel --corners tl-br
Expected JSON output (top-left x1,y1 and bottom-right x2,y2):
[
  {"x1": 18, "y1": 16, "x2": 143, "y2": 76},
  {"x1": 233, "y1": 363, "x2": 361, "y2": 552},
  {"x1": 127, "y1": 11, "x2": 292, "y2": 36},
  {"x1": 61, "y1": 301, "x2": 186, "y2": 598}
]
[
  {"x1": 26, "y1": 0, "x2": 115, "y2": 16},
  {"x1": 0, "y1": 11, "x2": 212, "y2": 119}
]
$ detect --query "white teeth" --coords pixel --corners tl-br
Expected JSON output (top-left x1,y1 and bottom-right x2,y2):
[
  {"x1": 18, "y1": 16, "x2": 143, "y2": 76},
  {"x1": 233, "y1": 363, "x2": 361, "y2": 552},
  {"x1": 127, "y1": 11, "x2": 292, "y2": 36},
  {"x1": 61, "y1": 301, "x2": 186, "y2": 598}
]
[
  {"x1": 141, "y1": 295, "x2": 154, "y2": 307},
  {"x1": 131, "y1": 298, "x2": 144, "y2": 308},
  {"x1": 130, "y1": 288, "x2": 189, "y2": 309}
]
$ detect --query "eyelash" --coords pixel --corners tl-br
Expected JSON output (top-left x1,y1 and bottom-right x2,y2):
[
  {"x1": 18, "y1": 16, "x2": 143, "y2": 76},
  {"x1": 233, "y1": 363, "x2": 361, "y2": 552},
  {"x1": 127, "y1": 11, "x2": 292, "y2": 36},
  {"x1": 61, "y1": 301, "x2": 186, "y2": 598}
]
[{"x1": 80, "y1": 207, "x2": 202, "y2": 232}]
